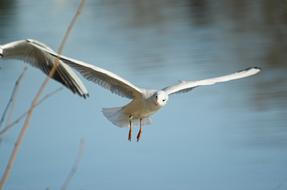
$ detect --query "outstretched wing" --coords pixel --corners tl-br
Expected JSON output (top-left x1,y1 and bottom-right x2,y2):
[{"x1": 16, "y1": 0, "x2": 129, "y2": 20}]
[
  {"x1": 30, "y1": 41, "x2": 143, "y2": 99},
  {"x1": 55, "y1": 56, "x2": 144, "y2": 99},
  {"x1": 162, "y1": 67, "x2": 261, "y2": 95},
  {"x1": 0, "y1": 39, "x2": 89, "y2": 98}
]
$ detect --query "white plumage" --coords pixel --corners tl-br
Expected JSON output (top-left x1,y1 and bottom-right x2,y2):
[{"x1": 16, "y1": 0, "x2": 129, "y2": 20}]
[
  {"x1": 0, "y1": 39, "x2": 89, "y2": 98},
  {"x1": 27, "y1": 39, "x2": 261, "y2": 141}
]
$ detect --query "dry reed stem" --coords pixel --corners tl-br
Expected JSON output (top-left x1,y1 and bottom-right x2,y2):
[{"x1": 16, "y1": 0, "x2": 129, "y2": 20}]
[
  {"x1": 0, "y1": 67, "x2": 28, "y2": 129},
  {"x1": 0, "y1": 0, "x2": 85, "y2": 189},
  {"x1": 61, "y1": 138, "x2": 85, "y2": 190},
  {"x1": 0, "y1": 87, "x2": 63, "y2": 138}
]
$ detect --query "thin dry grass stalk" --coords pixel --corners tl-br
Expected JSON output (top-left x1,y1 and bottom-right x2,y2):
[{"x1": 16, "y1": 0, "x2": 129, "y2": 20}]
[
  {"x1": 61, "y1": 138, "x2": 85, "y2": 190},
  {"x1": 0, "y1": 87, "x2": 63, "y2": 138},
  {"x1": 0, "y1": 0, "x2": 86, "y2": 189},
  {"x1": 0, "y1": 67, "x2": 28, "y2": 129}
]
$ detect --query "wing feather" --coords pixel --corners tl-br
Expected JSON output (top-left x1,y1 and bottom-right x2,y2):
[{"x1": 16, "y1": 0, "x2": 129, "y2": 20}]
[
  {"x1": 0, "y1": 39, "x2": 89, "y2": 98},
  {"x1": 30, "y1": 42, "x2": 143, "y2": 99},
  {"x1": 163, "y1": 67, "x2": 261, "y2": 95},
  {"x1": 57, "y1": 56, "x2": 143, "y2": 99}
]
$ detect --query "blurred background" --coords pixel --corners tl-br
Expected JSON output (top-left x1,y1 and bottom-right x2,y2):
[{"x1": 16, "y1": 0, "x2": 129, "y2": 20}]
[{"x1": 0, "y1": 0, "x2": 286, "y2": 189}]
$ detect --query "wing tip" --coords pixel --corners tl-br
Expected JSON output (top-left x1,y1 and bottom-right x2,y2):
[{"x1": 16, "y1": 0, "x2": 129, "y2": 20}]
[
  {"x1": 251, "y1": 66, "x2": 261, "y2": 71},
  {"x1": 70, "y1": 85, "x2": 89, "y2": 99},
  {"x1": 243, "y1": 66, "x2": 261, "y2": 71},
  {"x1": 83, "y1": 93, "x2": 89, "y2": 99},
  {"x1": 239, "y1": 66, "x2": 261, "y2": 75},
  {"x1": 0, "y1": 46, "x2": 3, "y2": 57},
  {"x1": 250, "y1": 66, "x2": 261, "y2": 75},
  {"x1": 26, "y1": 39, "x2": 36, "y2": 43}
]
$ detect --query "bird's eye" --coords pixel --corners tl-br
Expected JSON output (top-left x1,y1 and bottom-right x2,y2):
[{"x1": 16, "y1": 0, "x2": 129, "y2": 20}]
[
  {"x1": 155, "y1": 95, "x2": 158, "y2": 99},
  {"x1": 163, "y1": 99, "x2": 166, "y2": 102}
]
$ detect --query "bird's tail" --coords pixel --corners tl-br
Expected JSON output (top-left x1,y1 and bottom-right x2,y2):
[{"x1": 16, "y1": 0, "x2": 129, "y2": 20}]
[
  {"x1": 102, "y1": 107, "x2": 151, "y2": 128},
  {"x1": 102, "y1": 106, "x2": 129, "y2": 128}
]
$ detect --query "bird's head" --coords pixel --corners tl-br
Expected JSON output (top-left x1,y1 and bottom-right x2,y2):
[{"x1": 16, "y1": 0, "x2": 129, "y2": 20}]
[{"x1": 153, "y1": 91, "x2": 168, "y2": 106}]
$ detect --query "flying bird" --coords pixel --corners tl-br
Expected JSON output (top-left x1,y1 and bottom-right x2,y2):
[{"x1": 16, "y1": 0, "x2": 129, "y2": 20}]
[
  {"x1": 0, "y1": 39, "x2": 89, "y2": 98},
  {"x1": 30, "y1": 39, "x2": 261, "y2": 141}
]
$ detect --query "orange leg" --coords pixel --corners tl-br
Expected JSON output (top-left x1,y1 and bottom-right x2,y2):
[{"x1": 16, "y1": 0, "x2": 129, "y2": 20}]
[
  {"x1": 128, "y1": 116, "x2": 132, "y2": 141},
  {"x1": 137, "y1": 118, "x2": 143, "y2": 142}
]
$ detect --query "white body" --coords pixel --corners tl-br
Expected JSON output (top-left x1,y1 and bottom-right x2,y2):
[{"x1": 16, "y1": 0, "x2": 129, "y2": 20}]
[{"x1": 103, "y1": 90, "x2": 163, "y2": 127}]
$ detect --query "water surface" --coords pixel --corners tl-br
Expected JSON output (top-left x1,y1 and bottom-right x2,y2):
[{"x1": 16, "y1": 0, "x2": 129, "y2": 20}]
[{"x1": 0, "y1": 1, "x2": 287, "y2": 190}]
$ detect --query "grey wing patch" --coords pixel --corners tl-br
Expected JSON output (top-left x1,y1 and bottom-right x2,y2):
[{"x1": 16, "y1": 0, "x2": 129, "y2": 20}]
[
  {"x1": 109, "y1": 84, "x2": 134, "y2": 98},
  {"x1": 31, "y1": 41, "x2": 143, "y2": 99},
  {"x1": 71, "y1": 64, "x2": 135, "y2": 99},
  {"x1": 171, "y1": 87, "x2": 195, "y2": 94},
  {"x1": 54, "y1": 55, "x2": 143, "y2": 99},
  {"x1": 28, "y1": 40, "x2": 89, "y2": 98},
  {"x1": 162, "y1": 80, "x2": 196, "y2": 95},
  {"x1": 26, "y1": 39, "x2": 54, "y2": 51},
  {"x1": 162, "y1": 67, "x2": 261, "y2": 95},
  {"x1": 1, "y1": 39, "x2": 89, "y2": 98}
]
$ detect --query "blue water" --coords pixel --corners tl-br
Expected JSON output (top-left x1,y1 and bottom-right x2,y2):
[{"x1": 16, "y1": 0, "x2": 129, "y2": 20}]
[{"x1": 1, "y1": 1, "x2": 287, "y2": 190}]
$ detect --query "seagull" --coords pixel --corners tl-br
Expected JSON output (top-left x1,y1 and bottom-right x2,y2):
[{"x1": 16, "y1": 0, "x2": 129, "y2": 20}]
[
  {"x1": 29, "y1": 39, "x2": 261, "y2": 141},
  {"x1": 0, "y1": 39, "x2": 89, "y2": 98}
]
